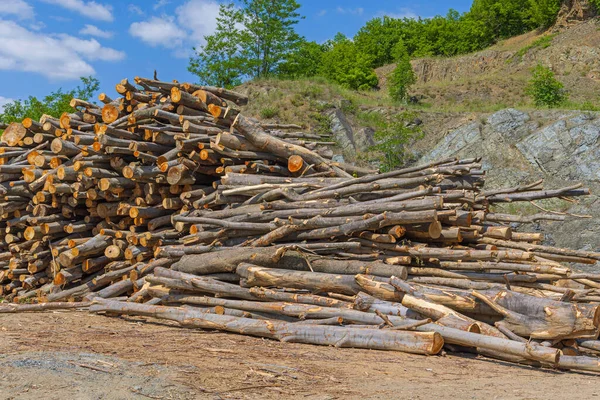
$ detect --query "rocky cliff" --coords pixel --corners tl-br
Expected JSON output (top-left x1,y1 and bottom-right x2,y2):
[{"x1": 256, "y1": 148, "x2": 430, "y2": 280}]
[
  {"x1": 416, "y1": 108, "x2": 600, "y2": 259},
  {"x1": 377, "y1": 19, "x2": 600, "y2": 109}
]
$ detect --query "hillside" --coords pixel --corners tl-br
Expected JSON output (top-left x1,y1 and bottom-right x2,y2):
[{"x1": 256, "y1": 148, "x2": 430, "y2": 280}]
[
  {"x1": 377, "y1": 18, "x2": 600, "y2": 111},
  {"x1": 233, "y1": 19, "x2": 600, "y2": 256}
]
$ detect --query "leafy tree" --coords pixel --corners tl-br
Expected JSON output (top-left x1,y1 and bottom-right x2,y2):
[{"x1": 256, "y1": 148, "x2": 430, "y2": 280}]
[
  {"x1": 188, "y1": 3, "x2": 245, "y2": 88},
  {"x1": 469, "y1": 0, "x2": 533, "y2": 39},
  {"x1": 189, "y1": 0, "x2": 303, "y2": 86},
  {"x1": 354, "y1": 16, "x2": 406, "y2": 68},
  {"x1": 388, "y1": 41, "x2": 416, "y2": 102},
  {"x1": 319, "y1": 34, "x2": 378, "y2": 90},
  {"x1": 277, "y1": 40, "x2": 325, "y2": 78},
  {"x1": 239, "y1": 0, "x2": 303, "y2": 78},
  {"x1": 0, "y1": 76, "x2": 99, "y2": 125},
  {"x1": 526, "y1": 64, "x2": 568, "y2": 107},
  {"x1": 529, "y1": 0, "x2": 562, "y2": 28},
  {"x1": 352, "y1": 9, "x2": 497, "y2": 64},
  {"x1": 368, "y1": 111, "x2": 424, "y2": 172}
]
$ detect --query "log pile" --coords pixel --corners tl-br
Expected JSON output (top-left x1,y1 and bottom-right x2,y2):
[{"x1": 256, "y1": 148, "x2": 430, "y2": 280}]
[{"x1": 1, "y1": 76, "x2": 600, "y2": 373}]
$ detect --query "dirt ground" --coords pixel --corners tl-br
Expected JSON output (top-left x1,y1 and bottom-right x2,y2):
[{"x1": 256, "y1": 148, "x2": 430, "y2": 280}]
[{"x1": 0, "y1": 312, "x2": 599, "y2": 400}]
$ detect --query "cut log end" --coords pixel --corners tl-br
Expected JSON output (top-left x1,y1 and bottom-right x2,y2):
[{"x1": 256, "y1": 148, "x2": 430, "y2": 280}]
[
  {"x1": 288, "y1": 155, "x2": 304, "y2": 173},
  {"x1": 102, "y1": 104, "x2": 120, "y2": 124}
]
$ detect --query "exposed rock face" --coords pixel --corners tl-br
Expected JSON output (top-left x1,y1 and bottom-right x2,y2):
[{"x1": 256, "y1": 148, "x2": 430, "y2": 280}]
[
  {"x1": 354, "y1": 127, "x2": 376, "y2": 153},
  {"x1": 326, "y1": 109, "x2": 375, "y2": 155},
  {"x1": 417, "y1": 108, "x2": 600, "y2": 259},
  {"x1": 326, "y1": 108, "x2": 355, "y2": 156},
  {"x1": 555, "y1": 0, "x2": 596, "y2": 29}
]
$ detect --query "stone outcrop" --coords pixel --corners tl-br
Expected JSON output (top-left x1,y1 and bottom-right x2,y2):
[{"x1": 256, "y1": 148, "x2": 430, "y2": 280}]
[
  {"x1": 326, "y1": 108, "x2": 375, "y2": 155},
  {"x1": 417, "y1": 108, "x2": 600, "y2": 258}
]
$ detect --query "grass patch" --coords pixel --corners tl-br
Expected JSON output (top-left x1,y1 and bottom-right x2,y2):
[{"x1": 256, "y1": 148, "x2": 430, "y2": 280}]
[
  {"x1": 260, "y1": 107, "x2": 279, "y2": 119},
  {"x1": 311, "y1": 113, "x2": 332, "y2": 135},
  {"x1": 515, "y1": 34, "x2": 556, "y2": 60}
]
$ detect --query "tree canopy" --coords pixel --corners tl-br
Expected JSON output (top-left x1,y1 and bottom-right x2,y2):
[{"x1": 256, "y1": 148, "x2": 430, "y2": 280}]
[
  {"x1": 188, "y1": 0, "x2": 578, "y2": 93},
  {"x1": 0, "y1": 76, "x2": 99, "y2": 125},
  {"x1": 188, "y1": 0, "x2": 303, "y2": 87}
]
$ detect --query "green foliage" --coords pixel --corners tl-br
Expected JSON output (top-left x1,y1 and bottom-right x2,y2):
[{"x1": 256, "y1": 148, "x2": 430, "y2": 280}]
[
  {"x1": 354, "y1": 16, "x2": 407, "y2": 67},
  {"x1": 388, "y1": 41, "x2": 416, "y2": 102},
  {"x1": 515, "y1": 34, "x2": 556, "y2": 59},
  {"x1": 189, "y1": 0, "x2": 302, "y2": 86},
  {"x1": 188, "y1": 3, "x2": 245, "y2": 88},
  {"x1": 469, "y1": 0, "x2": 535, "y2": 40},
  {"x1": 0, "y1": 76, "x2": 99, "y2": 124},
  {"x1": 320, "y1": 34, "x2": 378, "y2": 90},
  {"x1": 277, "y1": 40, "x2": 325, "y2": 78},
  {"x1": 526, "y1": 64, "x2": 568, "y2": 107},
  {"x1": 349, "y1": 1, "x2": 568, "y2": 70},
  {"x1": 260, "y1": 106, "x2": 279, "y2": 118},
  {"x1": 528, "y1": 0, "x2": 561, "y2": 28},
  {"x1": 352, "y1": 11, "x2": 492, "y2": 66},
  {"x1": 340, "y1": 99, "x2": 357, "y2": 115},
  {"x1": 311, "y1": 113, "x2": 331, "y2": 135},
  {"x1": 580, "y1": 101, "x2": 599, "y2": 111},
  {"x1": 365, "y1": 111, "x2": 424, "y2": 172},
  {"x1": 239, "y1": 0, "x2": 303, "y2": 77},
  {"x1": 299, "y1": 85, "x2": 324, "y2": 99}
]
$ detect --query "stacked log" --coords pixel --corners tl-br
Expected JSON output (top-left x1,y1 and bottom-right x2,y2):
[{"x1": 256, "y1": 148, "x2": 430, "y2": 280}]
[{"x1": 1, "y1": 76, "x2": 600, "y2": 373}]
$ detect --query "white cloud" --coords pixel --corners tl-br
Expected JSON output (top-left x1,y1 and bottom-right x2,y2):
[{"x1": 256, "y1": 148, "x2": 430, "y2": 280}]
[
  {"x1": 0, "y1": 19, "x2": 125, "y2": 80},
  {"x1": 80, "y1": 24, "x2": 113, "y2": 38},
  {"x1": 378, "y1": 8, "x2": 419, "y2": 20},
  {"x1": 0, "y1": 96, "x2": 14, "y2": 112},
  {"x1": 128, "y1": 4, "x2": 144, "y2": 15},
  {"x1": 129, "y1": 0, "x2": 220, "y2": 51},
  {"x1": 175, "y1": 0, "x2": 219, "y2": 47},
  {"x1": 317, "y1": 9, "x2": 326, "y2": 17},
  {"x1": 57, "y1": 34, "x2": 124, "y2": 60},
  {"x1": 0, "y1": 0, "x2": 34, "y2": 20},
  {"x1": 50, "y1": 15, "x2": 71, "y2": 22},
  {"x1": 154, "y1": 0, "x2": 170, "y2": 10},
  {"x1": 39, "y1": 0, "x2": 113, "y2": 22},
  {"x1": 30, "y1": 21, "x2": 46, "y2": 31},
  {"x1": 336, "y1": 7, "x2": 364, "y2": 16},
  {"x1": 129, "y1": 16, "x2": 186, "y2": 48}
]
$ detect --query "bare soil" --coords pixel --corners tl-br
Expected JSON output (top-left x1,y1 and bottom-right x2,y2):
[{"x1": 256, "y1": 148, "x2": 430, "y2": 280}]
[{"x1": 1, "y1": 312, "x2": 599, "y2": 399}]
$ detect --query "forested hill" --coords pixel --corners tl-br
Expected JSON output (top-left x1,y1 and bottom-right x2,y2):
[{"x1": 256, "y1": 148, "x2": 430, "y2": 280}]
[
  {"x1": 190, "y1": 0, "x2": 599, "y2": 91},
  {"x1": 2, "y1": 0, "x2": 599, "y2": 126}
]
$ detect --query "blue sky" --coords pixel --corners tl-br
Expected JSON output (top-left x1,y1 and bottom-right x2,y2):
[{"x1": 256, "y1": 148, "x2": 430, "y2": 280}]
[{"x1": 0, "y1": 0, "x2": 473, "y2": 108}]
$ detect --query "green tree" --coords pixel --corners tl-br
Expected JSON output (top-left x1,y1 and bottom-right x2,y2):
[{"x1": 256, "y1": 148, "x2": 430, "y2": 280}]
[
  {"x1": 0, "y1": 76, "x2": 99, "y2": 124},
  {"x1": 239, "y1": 0, "x2": 303, "y2": 78},
  {"x1": 188, "y1": 3, "x2": 245, "y2": 88},
  {"x1": 277, "y1": 40, "x2": 325, "y2": 78},
  {"x1": 526, "y1": 64, "x2": 568, "y2": 107},
  {"x1": 189, "y1": 0, "x2": 303, "y2": 86},
  {"x1": 529, "y1": 0, "x2": 562, "y2": 28},
  {"x1": 368, "y1": 111, "x2": 424, "y2": 172},
  {"x1": 320, "y1": 33, "x2": 378, "y2": 90},
  {"x1": 469, "y1": 0, "x2": 535, "y2": 40},
  {"x1": 354, "y1": 16, "x2": 406, "y2": 68},
  {"x1": 388, "y1": 41, "x2": 416, "y2": 102}
]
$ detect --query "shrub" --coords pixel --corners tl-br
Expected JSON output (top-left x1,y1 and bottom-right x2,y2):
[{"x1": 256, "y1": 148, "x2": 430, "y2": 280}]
[
  {"x1": 388, "y1": 41, "x2": 416, "y2": 102},
  {"x1": 260, "y1": 107, "x2": 279, "y2": 119},
  {"x1": 526, "y1": 65, "x2": 568, "y2": 107},
  {"x1": 515, "y1": 34, "x2": 556, "y2": 59},
  {"x1": 367, "y1": 111, "x2": 424, "y2": 172},
  {"x1": 319, "y1": 34, "x2": 379, "y2": 90}
]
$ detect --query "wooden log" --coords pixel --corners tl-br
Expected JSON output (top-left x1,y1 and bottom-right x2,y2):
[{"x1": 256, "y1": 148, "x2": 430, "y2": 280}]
[
  {"x1": 471, "y1": 290, "x2": 600, "y2": 340},
  {"x1": 91, "y1": 300, "x2": 443, "y2": 355}
]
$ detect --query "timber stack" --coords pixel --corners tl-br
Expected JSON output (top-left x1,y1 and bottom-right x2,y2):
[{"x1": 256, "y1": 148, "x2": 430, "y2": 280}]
[{"x1": 1, "y1": 76, "x2": 600, "y2": 373}]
